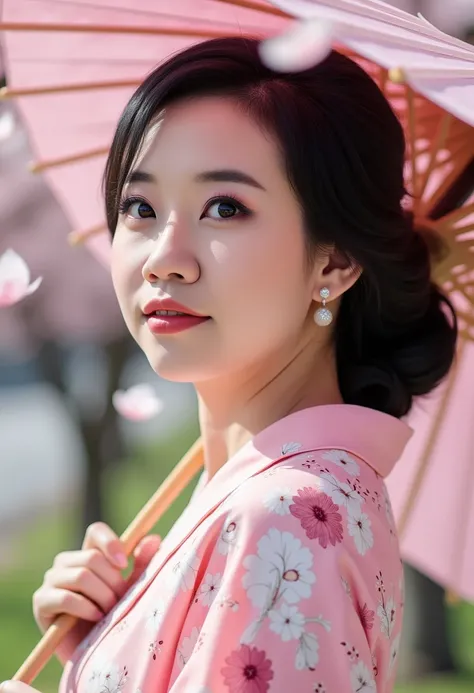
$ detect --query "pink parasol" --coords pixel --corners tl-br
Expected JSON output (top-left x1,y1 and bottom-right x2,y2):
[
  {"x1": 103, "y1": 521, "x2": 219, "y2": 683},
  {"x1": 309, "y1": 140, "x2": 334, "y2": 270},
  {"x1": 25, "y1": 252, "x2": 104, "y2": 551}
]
[{"x1": 1, "y1": 0, "x2": 474, "y2": 605}]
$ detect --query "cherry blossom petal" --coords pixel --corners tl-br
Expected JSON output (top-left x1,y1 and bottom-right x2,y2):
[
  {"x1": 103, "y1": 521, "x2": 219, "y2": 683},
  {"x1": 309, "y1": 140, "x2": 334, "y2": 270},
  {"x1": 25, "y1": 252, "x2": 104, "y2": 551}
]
[
  {"x1": 112, "y1": 384, "x2": 163, "y2": 421},
  {"x1": 259, "y1": 19, "x2": 333, "y2": 73},
  {"x1": 24, "y1": 276, "x2": 43, "y2": 296},
  {"x1": 0, "y1": 111, "x2": 15, "y2": 141},
  {"x1": 0, "y1": 249, "x2": 42, "y2": 307}
]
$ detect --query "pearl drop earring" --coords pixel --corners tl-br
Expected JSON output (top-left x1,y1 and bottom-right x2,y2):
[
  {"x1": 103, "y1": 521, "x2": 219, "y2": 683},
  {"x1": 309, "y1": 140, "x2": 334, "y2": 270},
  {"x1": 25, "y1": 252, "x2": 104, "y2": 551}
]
[{"x1": 314, "y1": 287, "x2": 333, "y2": 327}]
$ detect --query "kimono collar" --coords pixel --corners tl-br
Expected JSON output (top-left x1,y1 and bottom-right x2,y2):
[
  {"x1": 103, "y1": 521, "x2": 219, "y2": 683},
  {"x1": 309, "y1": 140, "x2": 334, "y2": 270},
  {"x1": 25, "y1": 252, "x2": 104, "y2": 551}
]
[
  {"x1": 210, "y1": 404, "x2": 413, "y2": 482},
  {"x1": 224, "y1": 404, "x2": 413, "y2": 482}
]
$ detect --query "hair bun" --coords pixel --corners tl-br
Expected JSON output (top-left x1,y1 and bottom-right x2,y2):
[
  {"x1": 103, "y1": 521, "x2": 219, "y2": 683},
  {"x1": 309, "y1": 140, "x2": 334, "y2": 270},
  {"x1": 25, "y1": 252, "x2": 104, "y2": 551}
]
[{"x1": 338, "y1": 281, "x2": 457, "y2": 418}]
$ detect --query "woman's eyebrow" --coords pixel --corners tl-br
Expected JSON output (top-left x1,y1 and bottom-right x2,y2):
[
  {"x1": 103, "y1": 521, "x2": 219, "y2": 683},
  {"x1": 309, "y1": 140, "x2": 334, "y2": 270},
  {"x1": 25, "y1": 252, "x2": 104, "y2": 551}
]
[
  {"x1": 126, "y1": 170, "x2": 156, "y2": 185},
  {"x1": 194, "y1": 169, "x2": 266, "y2": 191},
  {"x1": 126, "y1": 168, "x2": 266, "y2": 191}
]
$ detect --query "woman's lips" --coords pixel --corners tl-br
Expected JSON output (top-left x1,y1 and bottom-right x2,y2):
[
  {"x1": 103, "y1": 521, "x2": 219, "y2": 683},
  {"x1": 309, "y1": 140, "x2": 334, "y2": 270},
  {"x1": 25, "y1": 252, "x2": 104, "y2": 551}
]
[
  {"x1": 142, "y1": 297, "x2": 208, "y2": 318},
  {"x1": 145, "y1": 312, "x2": 211, "y2": 335}
]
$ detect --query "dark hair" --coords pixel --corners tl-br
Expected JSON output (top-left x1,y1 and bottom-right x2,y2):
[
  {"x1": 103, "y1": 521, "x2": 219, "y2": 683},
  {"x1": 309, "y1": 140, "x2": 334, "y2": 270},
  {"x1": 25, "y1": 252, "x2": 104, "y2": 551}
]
[{"x1": 104, "y1": 36, "x2": 457, "y2": 418}]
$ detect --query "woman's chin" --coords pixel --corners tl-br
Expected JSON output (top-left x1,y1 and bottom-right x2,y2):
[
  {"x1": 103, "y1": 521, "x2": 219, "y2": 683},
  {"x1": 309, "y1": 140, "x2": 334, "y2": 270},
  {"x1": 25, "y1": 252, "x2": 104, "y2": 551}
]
[{"x1": 144, "y1": 350, "x2": 211, "y2": 384}]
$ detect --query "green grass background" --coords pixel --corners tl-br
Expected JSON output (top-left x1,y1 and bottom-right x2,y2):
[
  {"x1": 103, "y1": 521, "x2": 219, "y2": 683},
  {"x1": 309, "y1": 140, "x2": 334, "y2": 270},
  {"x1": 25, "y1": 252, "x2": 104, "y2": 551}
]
[{"x1": 1, "y1": 424, "x2": 474, "y2": 692}]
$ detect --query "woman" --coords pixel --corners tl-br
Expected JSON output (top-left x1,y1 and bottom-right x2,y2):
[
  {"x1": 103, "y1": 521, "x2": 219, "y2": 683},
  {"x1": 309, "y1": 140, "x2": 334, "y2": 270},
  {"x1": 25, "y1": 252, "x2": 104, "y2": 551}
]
[{"x1": 2, "y1": 37, "x2": 456, "y2": 693}]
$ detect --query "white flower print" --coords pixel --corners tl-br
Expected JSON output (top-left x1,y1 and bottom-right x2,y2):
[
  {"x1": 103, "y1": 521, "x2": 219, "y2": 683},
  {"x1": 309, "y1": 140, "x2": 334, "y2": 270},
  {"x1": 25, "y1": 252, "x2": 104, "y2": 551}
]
[
  {"x1": 169, "y1": 549, "x2": 200, "y2": 592},
  {"x1": 347, "y1": 510, "x2": 374, "y2": 556},
  {"x1": 116, "y1": 619, "x2": 129, "y2": 633},
  {"x1": 377, "y1": 595, "x2": 396, "y2": 639},
  {"x1": 269, "y1": 603, "x2": 306, "y2": 641},
  {"x1": 218, "y1": 518, "x2": 238, "y2": 555},
  {"x1": 262, "y1": 486, "x2": 293, "y2": 515},
  {"x1": 295, "y1": 631, "x2": 319, "y2": 670},
  {"x1": 320, "y1": 471, "x2": 364, "y2": 515},
  {"x1": 242, "y1": 528, "x2": 316, "y2": 607},
  {"x1": 282, "y1": 441, "x2": 302, "y2": 455},
  {"x1": 217, "y1": 594, "x2": 240, "y2": 612},
  {"x1": 177, "y1": 626, "x2": 200, "y2": 670},
  {"x1": 197, "y1": 572, "x2": 222, "y2": 607},
  {"x1": 321, "y1": 449, "x2": 360, "y2": 477},
  {"x1": 262, "y1": 467, "x2": 279, "y2": 479},
  {"x1": 145, "y1": 600, "x2": 166, "y2": 635},
  {"x1": 388, "y1": 633, "x2": 401, "y2": 676},
  {"x1": 86, "y1": 658, "x2": 128, "y2": 693},
  {"x1": 350, "y1": 660, "x2": 376, "y2": 693}
]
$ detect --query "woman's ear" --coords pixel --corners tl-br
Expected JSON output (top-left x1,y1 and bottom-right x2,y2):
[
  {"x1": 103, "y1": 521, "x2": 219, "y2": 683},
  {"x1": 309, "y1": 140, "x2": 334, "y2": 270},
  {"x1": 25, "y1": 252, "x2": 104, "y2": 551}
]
[{"x1": 311, "y1": 247, "x2": 362, "y2": 304}]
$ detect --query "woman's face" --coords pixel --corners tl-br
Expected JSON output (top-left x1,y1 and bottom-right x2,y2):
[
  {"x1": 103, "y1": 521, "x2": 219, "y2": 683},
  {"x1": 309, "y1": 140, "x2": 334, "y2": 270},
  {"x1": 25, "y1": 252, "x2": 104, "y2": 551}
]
[{"x1": 111, "y1": 96, "x2": 323, "y2": 383}]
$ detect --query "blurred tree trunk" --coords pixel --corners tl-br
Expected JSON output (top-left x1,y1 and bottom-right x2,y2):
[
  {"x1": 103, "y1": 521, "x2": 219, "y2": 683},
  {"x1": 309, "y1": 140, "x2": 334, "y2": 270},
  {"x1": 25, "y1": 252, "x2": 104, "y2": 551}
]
[
  {"x1": 412, "y1": 572, "x2": 455, "y2": 673},
  {"x1": 35, "y1": 334, "x2": 130, "y2": 543},
  {"x1": 400, "y1": 564, "x2": 455, "y2": 678},
  {"x1": 79, "y1": 336, "x2": 130, "y2": 533}
]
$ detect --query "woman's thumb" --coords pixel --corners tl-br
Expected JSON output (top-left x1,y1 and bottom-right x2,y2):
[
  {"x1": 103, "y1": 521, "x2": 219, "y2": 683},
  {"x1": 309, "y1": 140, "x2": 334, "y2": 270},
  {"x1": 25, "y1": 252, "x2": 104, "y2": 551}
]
[{"x1": 126, "y1": 535, "x2": 161, "y2": 587}]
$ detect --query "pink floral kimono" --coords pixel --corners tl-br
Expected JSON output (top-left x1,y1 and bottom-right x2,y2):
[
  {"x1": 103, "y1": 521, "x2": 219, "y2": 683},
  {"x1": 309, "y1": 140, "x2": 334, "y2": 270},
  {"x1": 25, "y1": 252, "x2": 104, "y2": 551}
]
[{"x1": 60, "y1": 404, "x2": 412, "y2": 693}]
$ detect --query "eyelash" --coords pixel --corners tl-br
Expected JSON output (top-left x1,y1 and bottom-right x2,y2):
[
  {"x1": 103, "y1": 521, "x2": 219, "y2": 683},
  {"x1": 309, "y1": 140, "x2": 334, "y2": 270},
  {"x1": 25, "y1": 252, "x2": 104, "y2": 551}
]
[
  {"x1": 118, "y1": 194, "x2": 252, "y2": 219},
  {"x1": 118, "y1": 195, "x2": 151, "y2": 217},
  {"x1": 202, "y1": 193, "x2": 252, "y2": 219}
]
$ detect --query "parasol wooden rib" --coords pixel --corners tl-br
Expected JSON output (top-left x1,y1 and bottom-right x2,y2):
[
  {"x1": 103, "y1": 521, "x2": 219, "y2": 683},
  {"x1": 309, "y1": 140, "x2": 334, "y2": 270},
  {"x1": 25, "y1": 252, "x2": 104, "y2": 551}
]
[{"x1": 12, "y1": 437, "x2": 205, "y2": 685}]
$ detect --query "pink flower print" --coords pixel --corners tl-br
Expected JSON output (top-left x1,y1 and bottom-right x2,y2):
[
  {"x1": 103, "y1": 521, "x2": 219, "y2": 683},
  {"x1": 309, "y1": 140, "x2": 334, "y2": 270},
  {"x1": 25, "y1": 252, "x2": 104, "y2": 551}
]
[
  {"x1": 357, "y1": 602, "x2": 375, "y2": 631},
  {"x1": 222, "y1": 645, "x2": 274, "y2": 693},
  {"x1": 290, "y1": 487, "x2": 343, "y2": 547}
]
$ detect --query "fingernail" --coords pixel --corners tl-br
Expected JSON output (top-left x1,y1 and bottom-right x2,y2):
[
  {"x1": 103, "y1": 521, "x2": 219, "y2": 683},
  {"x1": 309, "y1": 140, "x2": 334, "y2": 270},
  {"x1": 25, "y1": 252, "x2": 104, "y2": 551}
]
[
  {"x1": 0, "y1": 681, "x2": 9, "y2": 692},
  {"x1": 114, "y1": 553, "x2": 128, "y2": 569}
]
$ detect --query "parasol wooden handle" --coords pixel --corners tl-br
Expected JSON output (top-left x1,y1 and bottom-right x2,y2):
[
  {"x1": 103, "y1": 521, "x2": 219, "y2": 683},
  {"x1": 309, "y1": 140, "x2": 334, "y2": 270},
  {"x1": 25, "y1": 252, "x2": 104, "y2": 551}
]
[{"x1": 12, "y1": 437, "x2": 205, "y2": 685}]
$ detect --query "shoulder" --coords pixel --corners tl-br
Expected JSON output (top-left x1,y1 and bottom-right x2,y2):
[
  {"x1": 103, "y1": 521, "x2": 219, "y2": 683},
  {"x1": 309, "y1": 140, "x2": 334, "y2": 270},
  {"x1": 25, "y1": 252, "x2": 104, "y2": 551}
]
[
  {"x1": 221, "y1": 446, "x2": 399, "y2": 576},
  {"x1": 230, "y1": 446, "x2": 386, "y2": 517}
]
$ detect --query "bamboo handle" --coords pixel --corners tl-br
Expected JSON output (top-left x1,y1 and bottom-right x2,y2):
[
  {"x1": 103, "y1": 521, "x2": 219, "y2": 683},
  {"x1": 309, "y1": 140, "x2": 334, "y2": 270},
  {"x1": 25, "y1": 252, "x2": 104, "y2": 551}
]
[{"x1": 12, "y1": 437, "x2": 204, "y2": 684}]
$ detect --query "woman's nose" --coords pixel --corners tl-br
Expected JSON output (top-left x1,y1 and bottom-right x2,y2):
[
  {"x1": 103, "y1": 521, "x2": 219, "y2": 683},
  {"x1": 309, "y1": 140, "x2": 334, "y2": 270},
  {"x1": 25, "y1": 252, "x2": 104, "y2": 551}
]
[{"x1": 141, "y1": 226, "x2": 200, "y2": 285}]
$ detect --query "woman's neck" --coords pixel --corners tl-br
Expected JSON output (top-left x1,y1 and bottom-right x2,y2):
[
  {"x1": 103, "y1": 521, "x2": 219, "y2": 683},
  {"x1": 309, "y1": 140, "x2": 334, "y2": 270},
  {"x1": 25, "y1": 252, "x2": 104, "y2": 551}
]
[{"x1": 195, "y1": 342, "x2": 343, "y2": 481}]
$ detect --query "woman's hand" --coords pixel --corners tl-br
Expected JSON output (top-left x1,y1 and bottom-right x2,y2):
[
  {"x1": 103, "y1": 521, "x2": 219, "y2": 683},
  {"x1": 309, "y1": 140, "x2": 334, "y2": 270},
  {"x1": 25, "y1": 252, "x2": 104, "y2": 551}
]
[{"x1": 32, "y1": 522, "x2": 161, "y2": 664}]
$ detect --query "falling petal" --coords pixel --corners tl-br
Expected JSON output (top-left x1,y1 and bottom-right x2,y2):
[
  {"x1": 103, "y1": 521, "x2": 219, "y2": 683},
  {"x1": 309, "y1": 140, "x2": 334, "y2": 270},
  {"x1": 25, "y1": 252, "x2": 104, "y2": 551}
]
[
  {"x1": 0, "y1": 111, "x2": 15, "y2": 141},
  {"x1": 0, "y1": 249, "x2": 30, "y2": 285},
  {"x1": 24, "y1": 276, "x2": 43, "y2": 296},
  {"x1": 0, "y1": 249, "x2": 42, "y2": 307},
  {"x1": 113, "y1": 384, "x2": 164, "y2": 421},
  {"x1": 259, "y1": 19, "x2": 333, "y2": 73}
]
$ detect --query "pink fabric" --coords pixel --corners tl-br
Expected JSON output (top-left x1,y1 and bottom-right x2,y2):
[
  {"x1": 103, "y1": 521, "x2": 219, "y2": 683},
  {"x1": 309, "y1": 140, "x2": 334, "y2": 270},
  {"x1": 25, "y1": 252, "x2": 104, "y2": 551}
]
[
  {"x1": 59, "y1": 405, "x2": 412, "y2": 693},
  {"x1": 387, "y1": 342, "x2": 474, "y2": 602}
]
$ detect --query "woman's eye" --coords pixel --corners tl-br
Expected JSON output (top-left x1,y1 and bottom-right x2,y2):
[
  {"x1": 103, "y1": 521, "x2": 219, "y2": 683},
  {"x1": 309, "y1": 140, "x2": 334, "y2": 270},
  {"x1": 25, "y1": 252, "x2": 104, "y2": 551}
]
[
  {"x1": 120, "y1": 198, "x2": 155, "y2": 219},
  {"x1": 203, "y1": 197, "x2": 249, "y2": 221}
]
